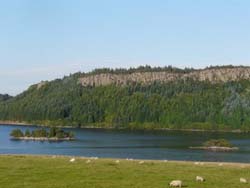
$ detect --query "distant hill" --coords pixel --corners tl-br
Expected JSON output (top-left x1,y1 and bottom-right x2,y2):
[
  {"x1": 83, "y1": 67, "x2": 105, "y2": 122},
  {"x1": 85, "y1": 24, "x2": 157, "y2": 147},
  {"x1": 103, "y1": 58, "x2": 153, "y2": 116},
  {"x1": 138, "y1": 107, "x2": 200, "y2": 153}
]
[
  {"x1": 1, "y1": 65, "x2": 250, "y2": 131},
  {"x1": 0, "y1": 94, "x2": 12, "y2": 102}
]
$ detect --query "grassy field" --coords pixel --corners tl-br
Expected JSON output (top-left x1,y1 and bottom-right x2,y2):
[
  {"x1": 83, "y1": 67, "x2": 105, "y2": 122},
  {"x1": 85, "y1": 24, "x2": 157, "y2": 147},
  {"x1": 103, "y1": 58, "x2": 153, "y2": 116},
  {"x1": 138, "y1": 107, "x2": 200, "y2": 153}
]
[{"x1": 0, "y1": 155, "x2": 250, "y2": 188}]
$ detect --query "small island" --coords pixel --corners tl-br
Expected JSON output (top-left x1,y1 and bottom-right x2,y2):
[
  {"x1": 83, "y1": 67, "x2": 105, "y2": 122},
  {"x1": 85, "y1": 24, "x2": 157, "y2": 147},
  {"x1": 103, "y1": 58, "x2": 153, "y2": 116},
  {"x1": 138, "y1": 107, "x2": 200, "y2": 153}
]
[
  {"x1": 10, "y1": 127, "x2": 75, "y2": 141},
  {"x1": 189, "y1": 139, "x2": 238, "y2": 152}
]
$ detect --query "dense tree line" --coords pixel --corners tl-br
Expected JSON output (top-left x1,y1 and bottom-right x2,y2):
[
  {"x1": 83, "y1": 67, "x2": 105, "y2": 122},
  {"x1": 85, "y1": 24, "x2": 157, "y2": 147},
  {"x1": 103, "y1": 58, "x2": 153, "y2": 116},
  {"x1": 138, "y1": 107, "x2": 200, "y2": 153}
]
[
  {"x1": 1, "y1": 71, "x2": 250, "y2": 131},
  {"x1": 82, "y1": 65, "x2": 248, "y2": 76},
  {"x1": 86, "y1": 65, "x2": 194, "y2": 75}
]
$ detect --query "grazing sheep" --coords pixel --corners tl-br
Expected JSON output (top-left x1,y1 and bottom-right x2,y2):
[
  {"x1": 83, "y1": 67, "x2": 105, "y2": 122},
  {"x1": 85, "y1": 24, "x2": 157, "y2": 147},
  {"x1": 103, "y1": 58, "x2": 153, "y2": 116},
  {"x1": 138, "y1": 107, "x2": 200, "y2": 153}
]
[
  {"x1": 69, "y1": 158, "x2": 75, "y2": 162},
  {"x1": 86, "y1": 159, "x2": 91, "y2": 164},
  {"x1": 196, "y1": 176, "x2": 205, "y2": 182},
  {"x1": 169, "y1": 180, "x2": 182, "y2": 187},
  {"x1": 240, "y1": 178, "x2": 247, "y2": 183},
  {"x1": 115, "y1": 160, "x2": 120, "y2": 164},
  {"x1": 163, "y1": 160, "x2": 168, "y2": 163},
  {"x1": 194, "y1": 161, "x2": 204, "y2": 165},
  {"x1": 139, "y1": 161, "x2": 144, "y2": 164},
  {"x1": 218, "y1": 163, "x2": 223, "y2": 166}
]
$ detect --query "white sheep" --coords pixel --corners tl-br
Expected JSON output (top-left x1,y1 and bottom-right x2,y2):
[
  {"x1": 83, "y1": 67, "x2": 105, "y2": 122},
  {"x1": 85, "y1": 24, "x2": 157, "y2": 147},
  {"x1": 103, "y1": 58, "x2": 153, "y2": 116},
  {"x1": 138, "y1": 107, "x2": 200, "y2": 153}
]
[
  {"x1": 240, "y1": 178, "x2": 247, "y2": 183},
  {"x1": 169, "y1": 180, "x2": 182, "y2": 187},
  {"x1": 69, "y1": 158, "x2": 75, "y2": 162},
  {"x1": 86, "y1": 159, "x2": 91, "y2": 164},
  {"x1": 115, "y1": 160, "x2": 120, "y2": 164},
  {"x1": 196, "y1": 176, "x2": 205, "y2": 182},
  {"x1": 139, "y1": 161, "x2": 144, "y2": 164}
]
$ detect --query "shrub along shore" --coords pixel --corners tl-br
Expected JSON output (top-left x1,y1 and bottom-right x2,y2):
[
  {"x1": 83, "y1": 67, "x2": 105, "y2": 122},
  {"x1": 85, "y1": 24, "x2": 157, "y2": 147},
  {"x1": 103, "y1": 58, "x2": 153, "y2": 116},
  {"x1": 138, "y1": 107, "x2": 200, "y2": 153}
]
[
  {"x1": 10, "y1": 127, "x2": 75, "y2": 141},
  {"x1": 190, "y1": 139, "x2": 239, "y2": 151}
]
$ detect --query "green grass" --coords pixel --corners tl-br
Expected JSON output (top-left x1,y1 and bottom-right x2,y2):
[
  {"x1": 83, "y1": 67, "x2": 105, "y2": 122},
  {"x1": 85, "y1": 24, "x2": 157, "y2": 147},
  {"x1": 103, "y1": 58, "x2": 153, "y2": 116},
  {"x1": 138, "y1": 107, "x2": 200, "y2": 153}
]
[{"x1": 0, "y1": 155, "x2": 250, "y2": 188}]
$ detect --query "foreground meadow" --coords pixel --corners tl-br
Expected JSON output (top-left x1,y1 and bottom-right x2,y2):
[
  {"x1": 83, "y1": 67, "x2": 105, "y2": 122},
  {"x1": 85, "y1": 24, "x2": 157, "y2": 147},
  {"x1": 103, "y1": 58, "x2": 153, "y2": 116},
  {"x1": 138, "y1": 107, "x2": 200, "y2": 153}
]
[{"x1": 0, "y1": 155, "x2": 249, "y2": 188}]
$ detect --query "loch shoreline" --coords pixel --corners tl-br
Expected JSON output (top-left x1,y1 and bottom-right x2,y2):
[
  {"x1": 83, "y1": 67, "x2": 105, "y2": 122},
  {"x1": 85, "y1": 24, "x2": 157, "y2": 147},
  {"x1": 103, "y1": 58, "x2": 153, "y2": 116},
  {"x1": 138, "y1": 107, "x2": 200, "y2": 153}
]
[
  {"x1": 1, "y1": 154, "x2": 250, "y2": 167},
  {"x1": 0, "y1": 120, "x2": 249, "y2": 133}
]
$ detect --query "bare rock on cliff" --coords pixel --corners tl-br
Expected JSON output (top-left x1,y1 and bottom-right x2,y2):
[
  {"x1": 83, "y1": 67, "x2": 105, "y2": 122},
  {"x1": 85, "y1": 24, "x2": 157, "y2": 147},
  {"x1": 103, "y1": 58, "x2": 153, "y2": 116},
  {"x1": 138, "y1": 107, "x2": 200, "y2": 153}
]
[{"x1": 78, "y1": 67, "x2": 250, "y2": 87}]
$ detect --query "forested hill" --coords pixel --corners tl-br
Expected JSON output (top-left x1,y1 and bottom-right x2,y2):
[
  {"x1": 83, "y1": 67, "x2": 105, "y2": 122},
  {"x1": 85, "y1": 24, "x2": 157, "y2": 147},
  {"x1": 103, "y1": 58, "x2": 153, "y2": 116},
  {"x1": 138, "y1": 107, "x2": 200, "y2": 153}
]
[{"x1": 1, "y1": 65, "x2": 250, "y2": 131}]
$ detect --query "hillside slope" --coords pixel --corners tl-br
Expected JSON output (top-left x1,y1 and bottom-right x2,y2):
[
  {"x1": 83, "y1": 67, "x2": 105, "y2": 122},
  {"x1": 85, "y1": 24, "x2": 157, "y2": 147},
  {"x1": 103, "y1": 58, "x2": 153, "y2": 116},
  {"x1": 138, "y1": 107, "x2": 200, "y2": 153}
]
[{"x1": 1, "y1": 66, "x2": 250, "y2": 131}]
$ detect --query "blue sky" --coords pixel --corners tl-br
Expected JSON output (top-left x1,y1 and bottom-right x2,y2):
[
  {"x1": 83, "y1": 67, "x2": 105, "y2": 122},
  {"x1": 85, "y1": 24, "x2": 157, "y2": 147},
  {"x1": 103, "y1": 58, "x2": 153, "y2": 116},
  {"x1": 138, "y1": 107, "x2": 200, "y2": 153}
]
[{"x1": 0, "y1": 0, "x2": 250, "y2": 95}]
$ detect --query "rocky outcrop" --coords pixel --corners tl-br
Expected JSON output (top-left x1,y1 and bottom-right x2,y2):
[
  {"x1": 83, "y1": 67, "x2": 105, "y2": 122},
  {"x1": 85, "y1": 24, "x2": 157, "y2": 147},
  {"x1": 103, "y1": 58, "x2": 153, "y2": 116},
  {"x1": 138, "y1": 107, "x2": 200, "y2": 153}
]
[
  {"x1": 37, "y1": 81, "x2": 47, "y2": 89},
  {"x1": 78, "y1": 67, "x2": 250, "y2": 87}
]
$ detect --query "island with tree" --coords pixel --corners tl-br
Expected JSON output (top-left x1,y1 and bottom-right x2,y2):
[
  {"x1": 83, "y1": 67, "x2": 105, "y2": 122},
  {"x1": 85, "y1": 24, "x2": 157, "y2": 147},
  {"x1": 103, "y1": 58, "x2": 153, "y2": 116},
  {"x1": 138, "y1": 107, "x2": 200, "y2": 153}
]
[
  {"x1": 189, "y1": 139, "x2": 239, "y2": 151},
  {"x1": 10, "y1": 127, "x2": 75, "y2": 141}
]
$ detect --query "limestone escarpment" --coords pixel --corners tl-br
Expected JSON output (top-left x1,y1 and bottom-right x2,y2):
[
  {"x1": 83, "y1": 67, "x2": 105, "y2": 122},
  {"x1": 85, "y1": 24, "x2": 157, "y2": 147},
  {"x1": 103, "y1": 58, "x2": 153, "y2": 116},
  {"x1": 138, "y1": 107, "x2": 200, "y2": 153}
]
[{"x1": 78, "y1": 67, "x2": 250, "y2": 87}]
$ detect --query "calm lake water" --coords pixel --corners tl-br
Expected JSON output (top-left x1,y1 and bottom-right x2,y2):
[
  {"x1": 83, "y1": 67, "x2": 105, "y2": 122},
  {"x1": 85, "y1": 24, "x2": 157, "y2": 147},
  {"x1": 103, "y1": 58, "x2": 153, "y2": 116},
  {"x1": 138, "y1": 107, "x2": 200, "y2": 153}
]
[{"x1": 0, "y1": 124, "x2": 250, "y2": 163}]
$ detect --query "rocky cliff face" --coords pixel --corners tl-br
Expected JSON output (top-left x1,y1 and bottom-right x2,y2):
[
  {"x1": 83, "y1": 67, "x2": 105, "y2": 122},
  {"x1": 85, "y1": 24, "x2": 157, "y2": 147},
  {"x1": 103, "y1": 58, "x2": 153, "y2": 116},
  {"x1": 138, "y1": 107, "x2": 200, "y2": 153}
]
[{"x1": 78, "y1": 67, "x2": 250, "y2": 87}]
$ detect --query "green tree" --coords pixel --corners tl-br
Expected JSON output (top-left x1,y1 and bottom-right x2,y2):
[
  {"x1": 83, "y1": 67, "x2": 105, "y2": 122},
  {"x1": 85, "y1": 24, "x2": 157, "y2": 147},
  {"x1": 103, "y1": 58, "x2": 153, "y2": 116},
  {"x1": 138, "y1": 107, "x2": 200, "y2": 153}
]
[
  {"x1": 24, "y1": 129, "x2": 31, "y2": 137},
  {"x1": 10, "y1": 129, "x2": 24, "y2": 138}
]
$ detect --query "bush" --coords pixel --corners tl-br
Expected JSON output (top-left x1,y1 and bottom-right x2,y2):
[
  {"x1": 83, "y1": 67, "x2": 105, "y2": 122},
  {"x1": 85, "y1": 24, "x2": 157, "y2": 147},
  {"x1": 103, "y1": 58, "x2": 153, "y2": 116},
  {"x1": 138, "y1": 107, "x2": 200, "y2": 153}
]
[
  {"x1": 55, "y1": 129, "x2": 65, "y2": 138},
  {"x1": 48, "y1": 127, "x2": 57, "y2": 137},
  {"x1": 31, "y1": 129, "x2": 48, "y2": 137},
  {"x1": 10, "y1": 129, "x2": 24, "y2": 138},
  {"x1": 203, "y1": 139, "x2": 233, "y2": 147},
  {"x1": 68, "y1": 131, "x2": 74, "y2": 138},
  {"x1": 25, "y1": 129, "x2": 31, "y2": 137}
]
